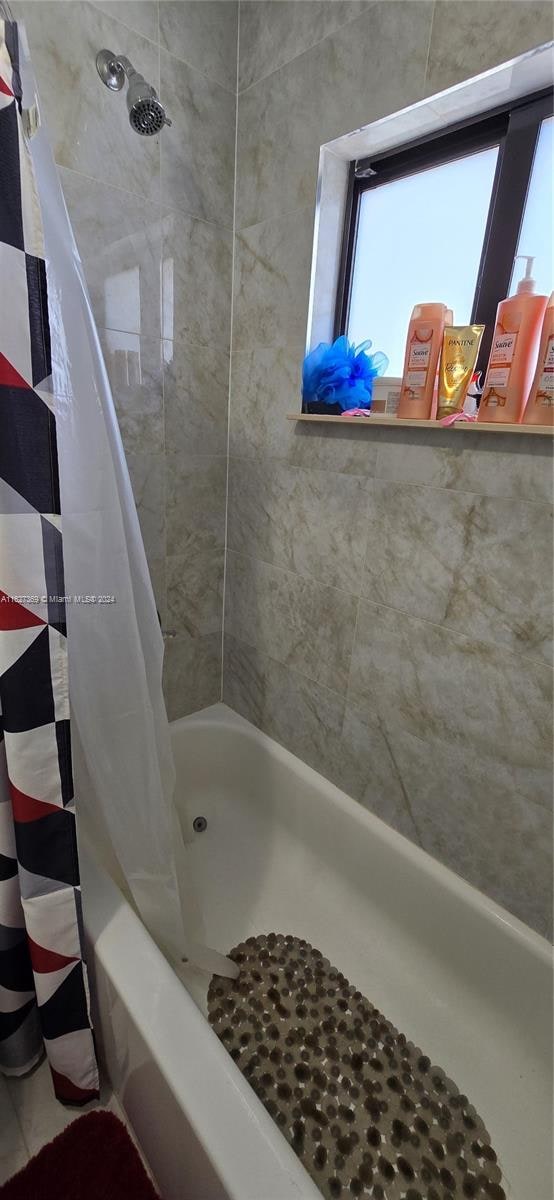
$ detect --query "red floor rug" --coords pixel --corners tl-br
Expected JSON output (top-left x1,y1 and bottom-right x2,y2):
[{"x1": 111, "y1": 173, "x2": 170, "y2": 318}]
[{"x1": 0, "y1": 1111, "x2": 160, "y2": 1200}]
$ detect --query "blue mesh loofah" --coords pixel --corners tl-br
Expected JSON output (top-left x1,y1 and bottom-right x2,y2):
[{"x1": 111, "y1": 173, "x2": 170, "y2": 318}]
[{"x1": 302, "y1": 336, "x2": 388, "y2": 413}]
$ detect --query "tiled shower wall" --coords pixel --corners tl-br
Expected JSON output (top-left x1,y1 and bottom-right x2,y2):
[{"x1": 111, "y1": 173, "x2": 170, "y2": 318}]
[
  {"x1": 224, "y1": 0, "x2": 554, "y2": 938},
  {"x1": 16, "y1": 0, "x2": 237, "y2": 717},
  {"x1": 14, "y1": 2, "x2": 553, "y2": 939}
]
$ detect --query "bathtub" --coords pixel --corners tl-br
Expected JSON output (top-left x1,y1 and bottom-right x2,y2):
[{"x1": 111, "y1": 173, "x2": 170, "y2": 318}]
[{"x1": 81, "y1": 702, "x2": 553, "y2": 1200}]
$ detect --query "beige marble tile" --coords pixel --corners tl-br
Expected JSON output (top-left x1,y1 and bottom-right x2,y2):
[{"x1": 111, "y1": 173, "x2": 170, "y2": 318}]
[
  {"x1": 388, "y1": 726, "x2": 553, "y2": 939},
  {"x1": 289, "y1": 421, "x2": 381, "y2": 480},
  {"x1": 229, "y1": 345, "x2": 303, "y2": 461},
  {"x1": 329, "y1": 705, "x2": 420, "y2": 842},
  {"x1": 92, "y1": 1, "x2": 159, "y2": 42},
  {"x1": 166, "y1": 453, "x2": 227, "y2": 555},
  {"x1": 160, "y1": 48, "x2": 236, "y2": 227},
  {"x1": 18, "y1": 1, "x2": 160, "y2": 200},
  {"x1": 223, "y1": 634, "x2": 346, "y2": 779},
  {"x1": 233, "y1": 208, "x2": 313, "y2": 352},
  {"x1": 348, "y1": 600, "x2": 554, "y2": 801},
  {"x1": 0, "y1": 1078, "x2": 28, "y2": 1184},
  {"x1": 163, "y1": 630, "x2": 221, "y2": 718},
  {"x1": 159, "y1": 1, "x2": 238, "y2": 92},
  {"x1": 236, "y1": 1, "x2": 433, "y2": 228},
  {"x1": 148, "y1": 557, "x2": 167, "y2": 626},
  {"x1": 99, "y1": 329, "x2": 163, "y2": 455},
  {"x1": 374, "y1": 427, "x2": 554, "y2": 506},
  {"x1": 426, "y1": 1, "x2": 554, "y2": 98},
  {"x1": 60, "y1": 168, "x2": 162, "y2": 339},
  {"x1": 238, "y1": 1, "x2": 372, "y2": 92},
  {"x1": 228, "y1": 457, "x2": 369, "y2": 593},
  {"x1": 225, "y1": 550, "x2": 357, "y2": 694},
  {"x1": 166, "y1": 536, "x2": 224, "y2": 637},
  {"x1": 125, "y1": 450, "x2": 166, "y2": 593},
  {"x1": 163, "y1": 339, "x2": 229, "y2": 458},
  {"x1": 228, "y1": 345, "x2": 382, "y2": 477},
  {"x1": 162, "y1": 210, "x2": 233, "y2": 346},
  {"x1": 363, "y1": 481, "x2": 553, "y2": 665}
]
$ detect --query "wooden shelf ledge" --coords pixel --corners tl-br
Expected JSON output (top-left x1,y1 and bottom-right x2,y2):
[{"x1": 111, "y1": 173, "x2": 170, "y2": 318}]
[{"x1": 287, "y1": 413, "x2": 554, "y2": 436}]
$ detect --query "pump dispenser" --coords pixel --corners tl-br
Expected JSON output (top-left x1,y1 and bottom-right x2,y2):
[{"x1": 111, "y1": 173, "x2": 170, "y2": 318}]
[
  {"x1": 516, "y1": 255, "x2": 537, "y2": 294},
  {"x1": 478, "y1": 255, "x2": 548, "y2": 424}
]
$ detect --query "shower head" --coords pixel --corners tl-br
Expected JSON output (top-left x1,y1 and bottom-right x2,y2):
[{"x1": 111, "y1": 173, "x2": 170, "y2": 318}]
[{"x1": 96, "y1": 50, "x2": 172, "y2": 136}]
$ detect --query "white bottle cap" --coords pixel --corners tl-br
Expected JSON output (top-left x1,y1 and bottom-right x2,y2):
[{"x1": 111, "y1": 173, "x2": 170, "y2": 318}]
[{"x1": 515, "y1": 255, "x2": 536, "y2": 295}]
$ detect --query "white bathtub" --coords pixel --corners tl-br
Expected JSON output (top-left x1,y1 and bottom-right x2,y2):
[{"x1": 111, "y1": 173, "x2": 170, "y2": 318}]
[{"x1": 81, "y1": 703, "x2": 553, "y2": 1200}]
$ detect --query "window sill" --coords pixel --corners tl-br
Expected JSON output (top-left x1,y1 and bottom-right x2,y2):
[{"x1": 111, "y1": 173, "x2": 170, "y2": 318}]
[{"x1": 287, "y1": 414, "x2": 553, "y2": 436}]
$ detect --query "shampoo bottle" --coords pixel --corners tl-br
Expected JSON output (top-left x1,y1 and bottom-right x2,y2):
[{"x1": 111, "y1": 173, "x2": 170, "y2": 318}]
[
  {"x1": 478, "y1": 256, "x2": 548, "y2": 424},
  {"x1": 397, "y1": 303, "x2": 451, "y2": 419},
  {"x1": 522, "y1": 292, "x2": 554, "y2": 425}
]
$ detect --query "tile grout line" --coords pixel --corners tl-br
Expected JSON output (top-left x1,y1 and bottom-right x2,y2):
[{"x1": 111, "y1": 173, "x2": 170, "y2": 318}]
[
  {"x1": 4, "y1": 1076, "x2": 32, "y2": 1163},
  {"x1": 57, "y1": 163, "x2": 235, "y2": 235},
  {"x1": 227, "y1": 445, "x2": 553, "y2": 509},
  {"x1": 226, "y1": 630, "x2": 554, "y2": 820},
  {"x1": 226, "y1": 546, "x2": 554, "y2": 673},
  {"x1": 158, "y1": 4, "x2": 167, "y2": 631},
  {"x1": 89, "y1": 0, "x2": 237, "y2": 97},
  {"x1": 220, "y1": 0, "x2": 241, "y2": 702},
  {"x1": 235, "y1": 200, "x2": 314, "y2": 239},
  {"x1": 379, "y1": 722, "x2": 425, "y2": 847},
  {"x1": 237, "y1": 0, "x2": 380, "y2": 97},
  {"x1": 342, "y1": 482, "x2": 374, "y2": 709},
  {"x1": 423, "y1": 0, "x2": 438, "y2": 95},
  {"x1": 159, "y1": 39, "x2": 238, "y2": 99},
  {"x1": 226, "y1": 444, "x2": 553, "y2": 509}
]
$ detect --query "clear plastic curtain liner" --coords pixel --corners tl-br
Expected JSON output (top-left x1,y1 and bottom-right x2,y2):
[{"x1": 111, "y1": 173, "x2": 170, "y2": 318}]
[{"x1": 17, "y1": 28, "x2": 237, "y2": 980}]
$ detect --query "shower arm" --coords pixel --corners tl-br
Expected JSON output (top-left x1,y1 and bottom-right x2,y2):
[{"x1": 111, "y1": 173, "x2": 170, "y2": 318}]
[
  {"x1": 96, "y1": 51, "x2": 138, "y2": 93},
  {"x1": 112, "y1": 54, "x2": 137, "y2": 81}
]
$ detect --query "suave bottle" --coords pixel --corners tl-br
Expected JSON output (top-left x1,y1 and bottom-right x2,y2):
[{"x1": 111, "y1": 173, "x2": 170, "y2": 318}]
[
  {"x1": 397, "y1": 303, "x2": 451, "y2": 420},
  {"x1": 522, "y1": 292, "x2": 554, "y2": 425},
  {"x1": 478, "y1": 256, "x2": 548, "y2": 424}
]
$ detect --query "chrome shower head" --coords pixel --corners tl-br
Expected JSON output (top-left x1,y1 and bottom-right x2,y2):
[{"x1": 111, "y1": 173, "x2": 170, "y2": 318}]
[{"x1": 96, "y1": 50, "x2": 172, "y2": 136}]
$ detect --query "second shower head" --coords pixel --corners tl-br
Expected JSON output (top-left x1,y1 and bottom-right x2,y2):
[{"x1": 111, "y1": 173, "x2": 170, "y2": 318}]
[{"x1": 96, "y1": 50, "x2": 171, "y2": 136}]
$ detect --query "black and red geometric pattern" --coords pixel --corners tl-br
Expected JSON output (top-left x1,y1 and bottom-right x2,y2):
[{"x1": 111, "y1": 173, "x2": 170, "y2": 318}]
[{"x1": 0, "y1": 19, "x2": 99, "y2": 1103}]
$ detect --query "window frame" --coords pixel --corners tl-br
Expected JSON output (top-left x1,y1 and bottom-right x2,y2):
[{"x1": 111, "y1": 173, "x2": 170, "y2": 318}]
[{"x1": 334, "y1": 88, "x2": 554, "y2": 378}]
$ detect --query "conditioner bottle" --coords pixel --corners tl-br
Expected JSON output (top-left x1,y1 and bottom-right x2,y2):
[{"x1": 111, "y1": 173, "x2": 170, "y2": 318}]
[
  {"x1": 398, "y1": 303, "x2": 451, "y2": 420},
  {"x1": 478, "y1": 256, "x2": 548, "y2": 424},
  {"x1": 522, "y1": 292, "x2": 554, "y2": 425}
]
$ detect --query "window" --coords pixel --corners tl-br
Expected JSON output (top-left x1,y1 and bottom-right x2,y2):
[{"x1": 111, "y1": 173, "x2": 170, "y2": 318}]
[{"x1": 336, "y1": 90, "x2": 554, "y2": 379}]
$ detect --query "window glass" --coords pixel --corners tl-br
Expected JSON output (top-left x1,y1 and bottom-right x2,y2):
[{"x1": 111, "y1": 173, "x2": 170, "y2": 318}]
[
  {"x1": 347, "y1": 147, "x2": 499, "y2": 377},
  {"x1": 511, "y1": 115, "x2": 553, "y2": 297}
]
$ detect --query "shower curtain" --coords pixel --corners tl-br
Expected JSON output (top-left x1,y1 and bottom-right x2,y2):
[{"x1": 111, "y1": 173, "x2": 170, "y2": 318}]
[
  {"x1": 0, "y1": 18, "x2": 99, "y2": 1102},
  {"x1": 0, "y1": 18, "x2": 233, "y2": 1102}
]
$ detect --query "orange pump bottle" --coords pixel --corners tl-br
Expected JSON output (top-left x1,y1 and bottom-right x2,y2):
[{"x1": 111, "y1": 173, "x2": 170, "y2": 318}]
[
  {"x1": 397, "y1": 303, "x2": 451, "y2": 419},
  {"x1": 478, "y1": 256, "x2": 548, "y2": 424},
  {"x1": 522, "y1": 292, "x2": 554, "y2": 425}
]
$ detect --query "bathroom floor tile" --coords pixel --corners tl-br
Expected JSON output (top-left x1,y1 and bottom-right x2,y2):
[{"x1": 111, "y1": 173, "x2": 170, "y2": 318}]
[
  {"x1": 0, "y1": 1077, "x2": 28, "y2": 1183},
  {"x1": 6, "y1": 1059, "x2": 116, "y2": 1159}
]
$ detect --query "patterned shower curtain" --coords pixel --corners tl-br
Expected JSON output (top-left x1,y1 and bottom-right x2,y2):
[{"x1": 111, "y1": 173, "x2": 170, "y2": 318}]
[{"x1": 0, "y1": 20, "x2": 99, "y2": 1102}]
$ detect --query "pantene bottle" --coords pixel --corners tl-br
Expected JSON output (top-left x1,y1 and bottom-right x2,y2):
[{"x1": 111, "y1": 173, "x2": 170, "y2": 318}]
[
  {"x1": 397, "y1": 303, "x2": 451, "y2": 419},
  {"x1": 478, "y1": 256, "x2": 548, "y2": 424},
  {"x1": 522, "y1": 292, "x2": 554, "y2": 425}
]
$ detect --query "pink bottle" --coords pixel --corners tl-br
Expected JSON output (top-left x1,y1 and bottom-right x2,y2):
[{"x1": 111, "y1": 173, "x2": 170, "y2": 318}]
[
  {"x1": 478, "y1": 257, "x2": 548, "y2": 425},
  {"x1": 398, "y1": 304, "x2": 451, "y2": 420},
  {"x1": 522, "y1": 292, "x2": 554, "y2": 425}
]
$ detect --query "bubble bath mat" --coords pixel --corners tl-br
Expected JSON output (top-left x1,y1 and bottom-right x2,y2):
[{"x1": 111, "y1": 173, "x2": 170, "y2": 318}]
[{"x1": 208, "y1": 934, "x2": 504, "y2": 1200}]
